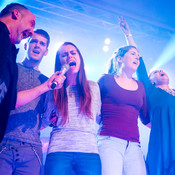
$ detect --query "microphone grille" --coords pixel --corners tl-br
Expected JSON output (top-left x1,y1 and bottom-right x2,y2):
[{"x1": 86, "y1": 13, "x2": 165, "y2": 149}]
[
  {"x1": 63, "y1": 64, "x2": 70, "y2": 70},
  {"x1": 61, "y1": 64, "x2": 70, "y2": 74}
]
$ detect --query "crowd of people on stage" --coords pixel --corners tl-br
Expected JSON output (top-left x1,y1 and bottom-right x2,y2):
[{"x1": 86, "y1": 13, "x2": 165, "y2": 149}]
[{"x1": 0, "y1": 3, "x2": 175, "y2": 175}]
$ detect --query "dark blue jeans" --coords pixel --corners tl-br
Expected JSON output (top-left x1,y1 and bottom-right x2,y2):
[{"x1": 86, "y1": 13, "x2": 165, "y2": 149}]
[
  {"x1": 45, "y1": 152, "x2": 101, "y2": 175},
  {"x1": 0, "y1": 139, "x2": 43, "y2": 175}
]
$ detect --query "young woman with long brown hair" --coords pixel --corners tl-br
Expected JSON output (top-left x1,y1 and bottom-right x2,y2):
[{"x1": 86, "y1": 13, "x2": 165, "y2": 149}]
[{"x1": 42, "y1": 42, "x2": 101, "y2": 175}]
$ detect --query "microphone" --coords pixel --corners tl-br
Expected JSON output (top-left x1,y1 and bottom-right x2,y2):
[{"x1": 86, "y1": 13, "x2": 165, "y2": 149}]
[{"x1": 51, "y1": 63, "x2": 70, "y2": 89}]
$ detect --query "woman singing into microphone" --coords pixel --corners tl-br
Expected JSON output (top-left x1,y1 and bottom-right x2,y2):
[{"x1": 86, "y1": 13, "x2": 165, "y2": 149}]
[{"x1": 42, "y1": 42, "x2": 102, "y2": 175}]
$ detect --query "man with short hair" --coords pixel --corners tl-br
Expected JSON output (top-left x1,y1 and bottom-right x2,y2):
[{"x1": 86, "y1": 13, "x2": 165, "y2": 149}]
[
  {"x1": 0, "y1": 29, "x2": 51, "y2": 175},
  {"x1": 0, "y1": 3, "x2": 36, "y2": 142}
]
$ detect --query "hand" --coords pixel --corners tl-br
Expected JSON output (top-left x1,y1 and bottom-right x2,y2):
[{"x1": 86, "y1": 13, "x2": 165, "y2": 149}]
[
  {"x1": 47, "y1": 72, "x2": 66, "y2": 90},
  {"x1": 119, "y1": 16, "x2": 131, "y2": 35},
  {"x1": 49, "y1": 112, "x2": 58, "y2": 127}
]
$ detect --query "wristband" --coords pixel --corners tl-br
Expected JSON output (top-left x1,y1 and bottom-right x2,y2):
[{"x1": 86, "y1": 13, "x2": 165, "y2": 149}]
[{"x1": 125, "y1": 33, "x2": 132, "y2": 37}]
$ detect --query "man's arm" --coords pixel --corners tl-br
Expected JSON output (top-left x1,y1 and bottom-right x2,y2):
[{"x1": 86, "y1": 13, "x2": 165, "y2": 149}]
[{"x1": 16, "y1": 72, "x2": 66, "y2": 108}]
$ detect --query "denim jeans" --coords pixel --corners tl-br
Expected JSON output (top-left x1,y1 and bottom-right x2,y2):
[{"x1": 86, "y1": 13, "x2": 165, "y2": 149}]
[
  {"x1": 45, "y1": 152, "x2": 101, "y2": 175},
  {"x1": 98, "y1": 136, "x2": 147, "y2": 175},
  {"x1": 0, "y1": 139, "x2": 43, "y2": 175}
]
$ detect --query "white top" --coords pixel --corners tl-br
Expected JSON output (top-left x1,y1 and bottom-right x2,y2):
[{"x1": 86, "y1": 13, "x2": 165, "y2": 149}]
[{"x1": 42, "y1": 80, "x2": 101, "y2": 154}]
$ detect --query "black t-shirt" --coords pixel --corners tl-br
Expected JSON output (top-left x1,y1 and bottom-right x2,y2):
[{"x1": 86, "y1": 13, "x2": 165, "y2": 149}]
[{"x1": 0, "y1": 21, "x2": 18, "y2": 142}]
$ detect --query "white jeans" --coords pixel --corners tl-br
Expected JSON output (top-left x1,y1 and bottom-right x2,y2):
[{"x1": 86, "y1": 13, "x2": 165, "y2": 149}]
[{"x1": 97, "y1": 136, "x2": 147, "y2": 175}]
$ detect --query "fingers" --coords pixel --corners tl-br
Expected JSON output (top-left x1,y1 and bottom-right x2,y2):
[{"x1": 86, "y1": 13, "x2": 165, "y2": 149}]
[
  {"x1": 119, "y1": 16, "x2": 125, "y2": 22},
  {"x1": 49, "y1": 73, "x2": 66, "y2": 90},
  {"x1": 55, "y1": 71, "x2": 61, "y2": 75},
  {"x1": 54, "y1": 75, "x2": 66, "y2": 85},
  {"x1": 53, "y1": 75, "x2": 66, "y2": 89},
  {"x1": 119, "y1": 16, "x2": 125, "y2": 29},
  {"x1": 50, "y1": 113, "x2": 58, "y2": 126}
]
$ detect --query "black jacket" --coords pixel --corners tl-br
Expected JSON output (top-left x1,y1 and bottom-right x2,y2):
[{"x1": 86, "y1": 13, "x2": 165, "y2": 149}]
[{"x1": 0, "y1": 21, "x2": 18, "y2": 142}]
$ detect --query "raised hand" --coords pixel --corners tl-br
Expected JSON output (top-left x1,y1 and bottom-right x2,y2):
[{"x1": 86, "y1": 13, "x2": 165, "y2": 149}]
[{"x1": 119, "y1": 16, "x2": 131, "y2": 35}]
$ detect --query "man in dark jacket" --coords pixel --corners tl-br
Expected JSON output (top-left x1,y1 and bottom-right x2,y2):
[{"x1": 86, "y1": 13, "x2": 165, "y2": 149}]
[{"x1": 0, "y1": 3, "x2": 36, "y2": 142}]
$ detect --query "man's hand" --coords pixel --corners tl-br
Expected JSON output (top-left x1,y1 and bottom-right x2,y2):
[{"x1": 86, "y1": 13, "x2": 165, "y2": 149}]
[{"x1": 46, "y1": 71, "x2": 66, "y2": 90}]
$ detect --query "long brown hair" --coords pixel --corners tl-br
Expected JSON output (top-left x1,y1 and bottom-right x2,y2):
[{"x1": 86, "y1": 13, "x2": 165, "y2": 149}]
[{"x1": 53, "y1": 42, "x2": 92, "y2": 125}]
